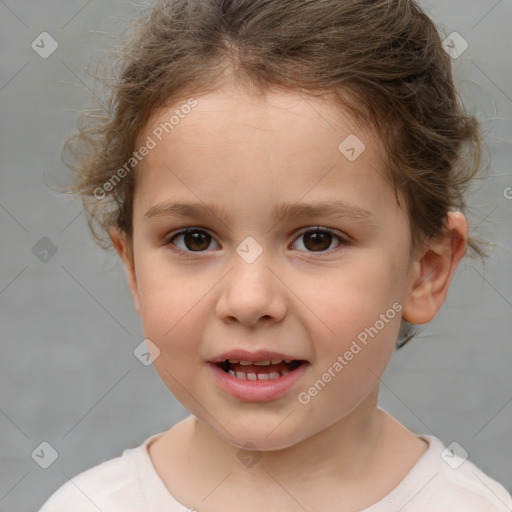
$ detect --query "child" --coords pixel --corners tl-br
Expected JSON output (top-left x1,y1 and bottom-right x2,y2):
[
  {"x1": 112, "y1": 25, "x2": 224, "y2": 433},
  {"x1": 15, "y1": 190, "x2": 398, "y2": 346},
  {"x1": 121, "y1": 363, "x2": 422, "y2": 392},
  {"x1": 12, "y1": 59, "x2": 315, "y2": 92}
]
[{"x1": 40, "y1": 0, "x2": 511, "y2": 510}]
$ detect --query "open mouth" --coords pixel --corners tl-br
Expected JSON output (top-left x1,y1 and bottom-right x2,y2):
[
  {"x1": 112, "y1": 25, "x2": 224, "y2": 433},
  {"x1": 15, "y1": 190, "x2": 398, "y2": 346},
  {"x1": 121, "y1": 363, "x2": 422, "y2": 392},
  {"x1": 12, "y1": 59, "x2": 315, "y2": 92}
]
[{"x1": 215, "y1": 359, "x2": 305, "y2": 381}]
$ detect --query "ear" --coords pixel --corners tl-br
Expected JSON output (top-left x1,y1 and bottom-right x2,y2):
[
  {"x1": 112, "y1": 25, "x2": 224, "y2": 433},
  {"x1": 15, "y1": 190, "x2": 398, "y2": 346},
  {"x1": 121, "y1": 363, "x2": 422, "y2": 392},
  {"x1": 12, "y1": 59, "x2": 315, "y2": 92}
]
[
  {"x1": 402, "y1": 211, "x2": 467, "y2": 325},
  {"x1": 109, "y1": 227, "x2": 140, "y2": 315}
]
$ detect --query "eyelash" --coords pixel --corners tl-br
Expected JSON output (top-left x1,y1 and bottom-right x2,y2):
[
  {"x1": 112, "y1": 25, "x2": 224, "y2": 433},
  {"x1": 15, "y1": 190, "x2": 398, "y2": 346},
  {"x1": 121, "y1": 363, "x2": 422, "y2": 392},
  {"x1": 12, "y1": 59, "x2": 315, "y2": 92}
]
[{"x1": 165, "y1": 226, "x2": 349, "y2": 259}]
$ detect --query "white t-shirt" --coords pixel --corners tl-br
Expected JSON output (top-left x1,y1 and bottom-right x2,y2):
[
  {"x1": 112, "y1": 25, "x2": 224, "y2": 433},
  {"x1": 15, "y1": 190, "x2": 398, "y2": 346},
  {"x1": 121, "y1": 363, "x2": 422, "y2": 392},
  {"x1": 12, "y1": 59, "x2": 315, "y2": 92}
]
[{"x1": 39, "y1": 431, "x2": 512, "y2": 512}]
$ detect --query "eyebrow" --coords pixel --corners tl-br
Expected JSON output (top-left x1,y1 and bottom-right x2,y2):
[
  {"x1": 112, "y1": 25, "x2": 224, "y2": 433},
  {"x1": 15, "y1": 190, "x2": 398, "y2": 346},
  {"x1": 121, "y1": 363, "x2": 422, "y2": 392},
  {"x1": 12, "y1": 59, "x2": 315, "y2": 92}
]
[{"x1": 144, "y1": 199, "x2": 377, "y2": 224}]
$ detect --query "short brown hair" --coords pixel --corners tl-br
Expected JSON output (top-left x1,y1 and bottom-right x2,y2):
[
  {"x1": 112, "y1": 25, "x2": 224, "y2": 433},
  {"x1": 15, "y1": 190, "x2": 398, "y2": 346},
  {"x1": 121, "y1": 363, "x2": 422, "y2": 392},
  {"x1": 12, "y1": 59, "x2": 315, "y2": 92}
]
[{"x1": 62, "y1": 0, "x2": 488, "y2": 348}]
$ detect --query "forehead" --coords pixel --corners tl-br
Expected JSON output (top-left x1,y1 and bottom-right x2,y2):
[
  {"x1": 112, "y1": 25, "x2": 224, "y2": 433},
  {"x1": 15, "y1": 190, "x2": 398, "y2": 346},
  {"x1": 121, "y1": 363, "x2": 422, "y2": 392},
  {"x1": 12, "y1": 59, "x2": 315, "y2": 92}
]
[
  {"x1": 134, "y1": 83, "x2": 395, "y2": 222},
  {"x1": 143, "y1": 83, "x2": 381, "y2": 155}
]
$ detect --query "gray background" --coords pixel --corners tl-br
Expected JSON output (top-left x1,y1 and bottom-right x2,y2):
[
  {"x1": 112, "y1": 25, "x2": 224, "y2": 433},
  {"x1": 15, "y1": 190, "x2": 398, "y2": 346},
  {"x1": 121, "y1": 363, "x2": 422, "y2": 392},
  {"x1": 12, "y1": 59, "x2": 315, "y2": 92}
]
[{"x1": 0, "y1": 0, "x2": 511, "y2": 511}]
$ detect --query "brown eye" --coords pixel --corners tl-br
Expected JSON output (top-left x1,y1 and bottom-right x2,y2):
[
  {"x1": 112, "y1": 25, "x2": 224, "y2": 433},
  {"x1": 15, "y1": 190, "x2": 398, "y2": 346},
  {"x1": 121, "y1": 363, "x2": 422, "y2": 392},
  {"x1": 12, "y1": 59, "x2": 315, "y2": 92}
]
[
  {"x1": 292, "y1": 228, "x2": 344, "y2": 253},
  {"x1": 303, "y1": 231, "x2": 332, "y2": 251},
  {"x1": 169, "y1": 228, "x2": 219, "y2": 252}
]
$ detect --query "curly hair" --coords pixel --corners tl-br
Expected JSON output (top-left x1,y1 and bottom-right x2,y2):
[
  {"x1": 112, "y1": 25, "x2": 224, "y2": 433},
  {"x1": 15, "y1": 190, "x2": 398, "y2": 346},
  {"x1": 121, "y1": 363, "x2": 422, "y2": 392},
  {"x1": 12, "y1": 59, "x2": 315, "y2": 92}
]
[{"x1": 61, "y1": 0, "x2": 489, "y2": 349}]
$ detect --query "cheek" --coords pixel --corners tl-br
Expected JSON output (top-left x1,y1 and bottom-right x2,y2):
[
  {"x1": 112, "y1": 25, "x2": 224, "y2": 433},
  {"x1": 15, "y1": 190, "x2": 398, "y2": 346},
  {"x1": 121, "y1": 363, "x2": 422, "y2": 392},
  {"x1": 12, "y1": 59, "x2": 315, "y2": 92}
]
[
  {"x1": 300, "y1": 275, "x2": 400, "y2": 415},
  {"x1": 135, "y1": 253, "x2": 211, "y2": 359},
  {"x1": 137, "y1": 268, "x2": 210, "y2": 405},
  {"x1": 298, "y1": 252, "x2": 403, "y2": 400},
  {"x1": 305, "y1": 256, "x2": 402, "y2": 344}
]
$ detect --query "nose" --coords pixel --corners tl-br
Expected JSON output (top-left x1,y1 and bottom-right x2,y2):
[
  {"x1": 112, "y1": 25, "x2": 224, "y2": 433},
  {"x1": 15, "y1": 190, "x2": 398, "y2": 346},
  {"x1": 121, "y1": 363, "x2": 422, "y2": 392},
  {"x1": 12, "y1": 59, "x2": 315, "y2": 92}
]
[{"x1": 215, "y1": 254, "x2": 287, "y2": 328}]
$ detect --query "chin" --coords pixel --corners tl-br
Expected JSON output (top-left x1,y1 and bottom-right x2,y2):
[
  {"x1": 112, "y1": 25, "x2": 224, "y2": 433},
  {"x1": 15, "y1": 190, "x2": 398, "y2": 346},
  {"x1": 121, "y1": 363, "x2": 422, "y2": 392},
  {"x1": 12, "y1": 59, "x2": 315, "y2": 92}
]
[{"x1": 210, "y1": 417, "x2": 311, "y2": 452}]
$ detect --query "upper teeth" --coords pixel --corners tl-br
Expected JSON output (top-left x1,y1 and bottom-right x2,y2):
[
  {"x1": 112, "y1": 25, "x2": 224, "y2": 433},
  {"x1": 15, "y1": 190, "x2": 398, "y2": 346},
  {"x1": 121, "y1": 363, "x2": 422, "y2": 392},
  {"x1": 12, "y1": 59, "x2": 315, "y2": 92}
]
[{"x1": 228, "y1": 359, "x2": 293, "y2": 365}]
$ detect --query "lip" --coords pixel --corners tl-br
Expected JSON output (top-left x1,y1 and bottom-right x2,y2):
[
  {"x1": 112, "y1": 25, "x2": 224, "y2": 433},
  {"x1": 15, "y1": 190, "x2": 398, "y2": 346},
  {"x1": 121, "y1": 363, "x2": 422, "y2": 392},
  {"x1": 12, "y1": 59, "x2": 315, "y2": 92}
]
[
  {"x1": 209, "y1": 348, "x2": 304, "y2": 363},
  {"x1": 208, "y1": 359, "x2": 309, "y2": 402}
]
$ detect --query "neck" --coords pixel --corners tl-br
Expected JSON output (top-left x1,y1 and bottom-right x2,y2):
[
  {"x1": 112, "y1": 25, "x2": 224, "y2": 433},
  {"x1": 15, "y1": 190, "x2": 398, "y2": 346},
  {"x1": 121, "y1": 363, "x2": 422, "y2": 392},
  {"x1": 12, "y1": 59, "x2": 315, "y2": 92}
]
[{"x1": 187, "y1": 390, "x2": 385, "y2": 487}]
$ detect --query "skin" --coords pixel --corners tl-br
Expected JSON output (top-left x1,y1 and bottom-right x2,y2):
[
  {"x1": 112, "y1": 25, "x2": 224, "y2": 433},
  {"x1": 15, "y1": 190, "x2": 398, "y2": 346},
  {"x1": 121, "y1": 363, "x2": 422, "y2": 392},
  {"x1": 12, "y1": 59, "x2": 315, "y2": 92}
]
[{"x1": 110, "y1": 81, "x2": 467, "y2": 511}]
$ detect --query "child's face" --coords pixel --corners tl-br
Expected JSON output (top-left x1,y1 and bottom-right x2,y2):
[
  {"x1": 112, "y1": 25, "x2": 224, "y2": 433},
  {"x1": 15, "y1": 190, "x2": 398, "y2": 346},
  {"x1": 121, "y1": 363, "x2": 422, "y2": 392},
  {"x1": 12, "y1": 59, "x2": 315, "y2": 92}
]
[{"x1": 117, "y1": 83, "x2": 422, "y2": 449}]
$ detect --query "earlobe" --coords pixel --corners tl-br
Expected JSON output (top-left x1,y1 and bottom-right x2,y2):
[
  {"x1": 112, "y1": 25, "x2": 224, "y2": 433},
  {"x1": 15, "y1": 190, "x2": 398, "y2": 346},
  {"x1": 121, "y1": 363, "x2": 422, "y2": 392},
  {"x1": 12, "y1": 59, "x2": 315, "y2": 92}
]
[
  {"x1": 109, "y1": 227, "x2": 140, "y2": 315},
  {"x1": 402, "y1": 212, "x2": 467, "y2": 325}
]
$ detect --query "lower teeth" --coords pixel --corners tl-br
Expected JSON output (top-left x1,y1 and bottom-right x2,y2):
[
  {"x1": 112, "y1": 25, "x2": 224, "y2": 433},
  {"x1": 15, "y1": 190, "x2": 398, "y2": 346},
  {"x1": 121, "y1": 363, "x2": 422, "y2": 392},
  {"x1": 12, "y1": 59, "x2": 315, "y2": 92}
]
[
  {"x1": 218, "y1": 360, "x2": 302, "y2": 380},
  {"x1": 226, "y1": 367, "x2": 292, "y2": 380}
]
